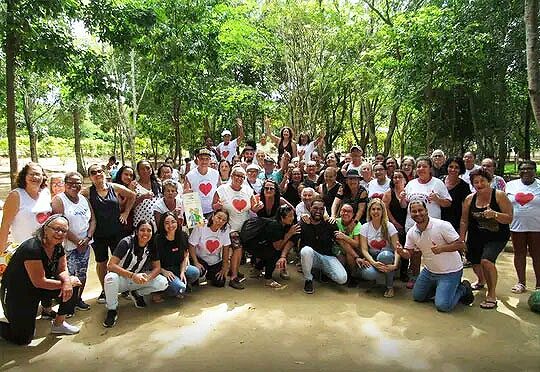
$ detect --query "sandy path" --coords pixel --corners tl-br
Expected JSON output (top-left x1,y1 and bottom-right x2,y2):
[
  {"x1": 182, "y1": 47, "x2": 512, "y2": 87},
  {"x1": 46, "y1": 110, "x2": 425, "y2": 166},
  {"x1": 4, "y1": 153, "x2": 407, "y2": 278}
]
[{"x1": 1, "y1": 252, "x2": 539, "y2": 372}]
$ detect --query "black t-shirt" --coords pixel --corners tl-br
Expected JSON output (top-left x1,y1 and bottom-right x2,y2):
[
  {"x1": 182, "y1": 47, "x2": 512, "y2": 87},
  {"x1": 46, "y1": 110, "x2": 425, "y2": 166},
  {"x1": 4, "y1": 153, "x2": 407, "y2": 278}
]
[
  {"x1": 441, "y1": 178, "x2": 471, "y2": 231},
  {"x1": 1, "y1": 237, "x2": 64, "y2": 294},
  {"x1": 154, "y1": 232, "x2": 189, "y2": 276},
  {"x1": 299, "y1": 220, "x2": 338, "y2": 256},
  {"x1": 113, "y1": 235, "x2": 159, "y2": 273}
]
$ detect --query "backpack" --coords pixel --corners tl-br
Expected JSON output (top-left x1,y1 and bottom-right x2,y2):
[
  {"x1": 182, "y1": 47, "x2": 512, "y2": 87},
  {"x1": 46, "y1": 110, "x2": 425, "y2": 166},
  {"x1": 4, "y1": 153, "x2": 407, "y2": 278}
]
[{"x1": 239, "y1": 217, "x2": 274, "y2": 246}]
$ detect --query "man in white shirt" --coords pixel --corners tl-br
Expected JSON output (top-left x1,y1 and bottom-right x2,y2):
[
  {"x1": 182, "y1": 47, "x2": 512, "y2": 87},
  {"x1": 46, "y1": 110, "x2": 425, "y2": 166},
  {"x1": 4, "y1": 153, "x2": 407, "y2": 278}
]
[
  {"x1": 216, "y1": 118, "x2": 245, "y2": 163},
  {"x1": 461, "y1": 151, "x2": 481, "y2": 187},
  {"x1": 397, "y1": 200, "x2": 474, "y2": 312}
]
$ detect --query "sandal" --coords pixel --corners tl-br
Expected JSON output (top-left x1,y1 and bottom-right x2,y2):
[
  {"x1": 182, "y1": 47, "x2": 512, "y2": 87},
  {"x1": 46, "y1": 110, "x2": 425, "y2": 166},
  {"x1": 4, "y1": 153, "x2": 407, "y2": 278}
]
[
  {"x1": 480, "y1": 299, "x2": 498, "y2": 309},
  {"x1": 384, "y1": 288, "x2": 395, "y2": 298},
  {"x1": 471, "y1": 282, "x2": 485, "y2": 291},
  {"x1": 265, "y1": 279, "x2": 285, "y2": 289},
  {"x1": 511, "y1": 283, "x2": 527, "y2": 294}
]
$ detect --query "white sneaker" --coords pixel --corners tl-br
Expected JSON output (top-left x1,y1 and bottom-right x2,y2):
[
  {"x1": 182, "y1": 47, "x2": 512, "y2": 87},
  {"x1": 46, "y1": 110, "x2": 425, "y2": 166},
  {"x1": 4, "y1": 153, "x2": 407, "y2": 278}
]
[{"x1": 51, "y1": 321, "x2": 80, "y2": 335}]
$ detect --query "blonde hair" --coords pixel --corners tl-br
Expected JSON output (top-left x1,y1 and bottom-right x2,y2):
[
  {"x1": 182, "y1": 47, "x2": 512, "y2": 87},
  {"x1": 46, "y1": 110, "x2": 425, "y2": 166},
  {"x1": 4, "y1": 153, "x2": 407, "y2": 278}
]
[{"x1": 366, "y1": 198, "x2": 390, "y2": 241}]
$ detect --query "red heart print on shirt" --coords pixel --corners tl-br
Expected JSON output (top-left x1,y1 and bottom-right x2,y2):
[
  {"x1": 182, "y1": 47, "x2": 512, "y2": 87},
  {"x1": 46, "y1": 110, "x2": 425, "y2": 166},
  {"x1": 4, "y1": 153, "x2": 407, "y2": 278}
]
[
  {"x1": 232, "y1": 199, "x2": 247, "y2": 212},
  {"x1": 205, "y1": 240, "x2": 220, "y2": 253},
  {"x1": 36, "y1": 212, "x2": 51, "y2": 224},
  {"x1": 222, "y1": 151, "x2": 230, "y2": 159},
  {"x1": 370, "y1": 239, "x2": 387, "y2": 250},
  {"x1": 199, "y1": 183, "x2": 212, "y2": 196},
  {"x1": 515, "y1": 192, "x2": 534, "y2": 206},
  {"x1": 371, "y1": 193, "x2": 383, "y2": 200}
]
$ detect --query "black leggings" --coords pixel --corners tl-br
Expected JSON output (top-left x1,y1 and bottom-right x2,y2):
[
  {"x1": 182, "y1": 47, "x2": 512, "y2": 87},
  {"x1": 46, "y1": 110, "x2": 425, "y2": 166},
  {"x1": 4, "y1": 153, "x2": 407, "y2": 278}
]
[
  {"x1": 254, "y1": 247, "x2": 281, "y2": 280},
  {"x1": 198, "y1": 258, "x2": 226, "y2": 287},
  {"x1": 0, "y1": 285, "x2": 78, "y2": 345}
]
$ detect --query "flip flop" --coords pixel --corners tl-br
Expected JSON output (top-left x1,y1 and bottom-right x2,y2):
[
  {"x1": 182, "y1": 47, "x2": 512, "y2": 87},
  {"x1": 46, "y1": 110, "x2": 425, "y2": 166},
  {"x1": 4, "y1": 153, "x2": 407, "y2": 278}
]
[
  {"x1": 480, "y1": 299, "x2": 498, "y2": 309},
  {"x1": 471, "y1": 283, "x2": 485, "y2": 291}
]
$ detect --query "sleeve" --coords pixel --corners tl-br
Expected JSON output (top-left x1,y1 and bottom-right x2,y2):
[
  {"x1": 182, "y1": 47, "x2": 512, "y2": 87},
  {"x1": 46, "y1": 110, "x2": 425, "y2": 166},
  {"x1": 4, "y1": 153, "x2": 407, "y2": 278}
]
[
  {"x1": 23, "y1": 239, "x2": 43, "y2": 261},
  {"x1": 231, "y1": 138, "x2": 238, "y2": 148},
  {"x1": 112, "y1": 237, "x2": 130, "y2": 259},
  {"x1": 404, "y1": 229, "x2": 418, "y2": 250},
  {"x1": 441, "y1": 221, "x2": 460, "y2": 243},
  {"x1": 359, "y1": 222, "x2": 369, "y2": 238},
  {"x1": 221, "y1": 228, "x2": 231, "y2": 246},
  {"x1": 188, "y1": 226, "x2": 201, "y2": 246},
  {"x1": 352, "y1": 222, "x2": 362, "y2": 237},
  {"x1": 387, "y1": 222, "x2": 398, "y2": 237},
  {"x1": 149, "y1": 242, "x2": 160, "y2": 261},
  {"x1": 436, "y1": 180, "x2": 452, "y2": 201}
]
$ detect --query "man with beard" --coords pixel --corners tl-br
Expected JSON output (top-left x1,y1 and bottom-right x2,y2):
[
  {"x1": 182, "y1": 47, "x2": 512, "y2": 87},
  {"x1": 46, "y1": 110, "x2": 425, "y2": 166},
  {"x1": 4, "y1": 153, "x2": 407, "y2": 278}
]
[
  {"x1": 299, "y1": 196, "x2": 348, "y2": 294},
  {"x1": 396, "y1": 200, "x2": 474, "y2": 312}
]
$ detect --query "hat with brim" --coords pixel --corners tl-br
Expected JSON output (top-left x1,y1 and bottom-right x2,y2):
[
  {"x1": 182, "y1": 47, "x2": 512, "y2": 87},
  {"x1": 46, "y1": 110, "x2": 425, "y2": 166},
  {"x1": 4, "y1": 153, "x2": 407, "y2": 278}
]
[
  {"x1": 197, "y1": 148, "x2": 212, "y2": 157},
  {"x1": 221, "y1": 129, "x2": 232, "y2": 136},
  {"x1": 346, "y1": 169, "x2": 361, "y2": 178},
  {"x1": 350, "y1": 145, "x2": 363, "y2": 153}
]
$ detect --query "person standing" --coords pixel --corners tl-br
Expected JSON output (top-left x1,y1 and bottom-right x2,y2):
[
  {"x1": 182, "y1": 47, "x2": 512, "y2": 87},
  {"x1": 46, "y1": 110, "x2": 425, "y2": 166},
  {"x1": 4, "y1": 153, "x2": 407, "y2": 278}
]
[
  {"x1": 460, "y1": 169, "x2": 512, "y2": 309},
  {"x1": 506, "y1": 160, "x2": 540, "y2": 293},
  {"x1": 216, "y1": 118, "x2": 244, "y2": 163},
  {"x1": 51, "y1": 172, "x2": 96, "y2": 312},
  {"x1": 430, "y1": 149, "x2": 447, "y2": 178},
  {"x1": 184, "y1": 148, "x2": 221, "y2": 219}
]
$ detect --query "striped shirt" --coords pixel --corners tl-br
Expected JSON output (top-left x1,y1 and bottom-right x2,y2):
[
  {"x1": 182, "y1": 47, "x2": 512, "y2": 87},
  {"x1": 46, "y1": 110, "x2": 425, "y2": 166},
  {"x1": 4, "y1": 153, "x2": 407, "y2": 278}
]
[{"x1": 113, "y1": 235, "x2": 159, "y2": 273}]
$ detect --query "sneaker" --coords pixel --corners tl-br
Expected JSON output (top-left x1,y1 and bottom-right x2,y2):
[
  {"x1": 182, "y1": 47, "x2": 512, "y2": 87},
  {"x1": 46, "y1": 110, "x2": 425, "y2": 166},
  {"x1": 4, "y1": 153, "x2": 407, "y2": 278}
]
[
  {"x1": 65, "y1": 313, "x2": 74, "y2": 318},
  {"x1": 76, "y1": 299, "x2": 91, "y2": 311},
  {"x1": 129, "y1": 290, "x2": 146, "y2": 308},
  {"x1": 97, "y1": 291, "x2": 106, "y2": 304},
  {"x1": 51, "y1": 321, "x2": 80, "y2": 335},
  {"x1": 460, "y1": 280, "x2": 475, "y2": 305},
  {"x1": 120, "y1": 291, "x2": 130, "y2": 299},
  {"x1": 237, "y1": 271, "x2": 246, "y2": 282},
  {"x1": 229, "y1": 277, "x2": 245, "y2": 290},
  {"x1": 103, "y1": 310, "x2": 118, "y2": 328},
  {"x1": 304, "y1": 280, "x2": 314, "y2": 294},
  {"x1": 40, "y1": 308, "x2": 57, "y2": 320}
]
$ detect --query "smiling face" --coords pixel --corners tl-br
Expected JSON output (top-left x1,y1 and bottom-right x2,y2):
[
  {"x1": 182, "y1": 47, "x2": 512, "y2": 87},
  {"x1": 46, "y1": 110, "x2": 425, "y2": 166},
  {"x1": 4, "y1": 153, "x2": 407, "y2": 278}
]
[
  {"x1": 447, "y1": 161, "x2": 461, "y2": 177},
  {"x1": 25, "y1": 164, "x2": 44, "y2": 189},
  {"x1": 472, "y1": 174, "x2": 490, "y2": 192},
  {"x1": 88, "y1": 165, "x2": 105, "y2": 184},
  {"x1": 416, "y1": 160, "x2": 431, "y2": 181},
  {"x1": 159, "y1": 166, "x2": 172, "y2": 180},
  {"x1": 50, "y1": 176, "x2": 65, "y2": 196},
  {"x1": 463, "y1": 152, "x2": 475, "y2": 169},
  {"x1": 211, "y1": 211, "x2": 228, "y2": 230},
  {"x1": 163, "y1": 215, "x2": 178, "y2": 235},
  {"x1": 309, "y1": 201, "x2": 325, "y2": 221},
  {"x1": 163, "y1": 184, "x2": 178, "y2": 201},
  {"x1": 339, "y1": 204, "x2": 354, "y2": 224},
  {"x1": 391, "y1": 171, "x2": 405, "y2": 189},
  {"x1": 410, "y1": 202, "x2": 428, "y2": 225},
  {"x1": 137, "y1": 161, "x2": 153, "y2": 180},
  {"x1": 230, "y1": 168, "x2": 246, "y2": 189},
  {"x1": 519, "y1": 162, "x2": 537, "y2": 185},
  {"x1": 136, "y1": 223, "x2": 153, "y2": 247},
  {"x1": 64, "y1": 174, "x2": 82, "y2": 198},
  {"x1": 481, "y1": 158, "x2": 495, "y2": 177},
  {"x1": 120, "y1": 168, "x2": 134, "y2": 186},
  {"x1": 369, "y1": 202, "x2": 383, "y2": 221},
  {"x1": 373, "y1": 164, "x2": 386, "y2": 181},
  {"x1": 282, "y1": 210, "x2": 295, "y2": 225},
  {"x1": 44, "y1": 217, "x2": 69, "y2": 246}
]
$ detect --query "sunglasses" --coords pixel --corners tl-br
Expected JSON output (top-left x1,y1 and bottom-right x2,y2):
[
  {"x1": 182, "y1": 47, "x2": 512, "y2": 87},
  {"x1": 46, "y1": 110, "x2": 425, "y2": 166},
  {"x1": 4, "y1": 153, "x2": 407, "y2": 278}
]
[
  {"x1": 90, "y1": 169, "x2": 104, "y2": 176},
  {"x1": 264, "y1": 187, "x2": 275, "y2": 191}
]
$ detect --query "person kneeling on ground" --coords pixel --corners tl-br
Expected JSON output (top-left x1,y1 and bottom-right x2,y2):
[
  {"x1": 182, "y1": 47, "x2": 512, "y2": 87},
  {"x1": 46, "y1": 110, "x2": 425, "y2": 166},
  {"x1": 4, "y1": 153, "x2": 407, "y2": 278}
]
[
  {"x1": 103, "y1": 220, "x2": 168, "y2": 328},
  {"x1": 188, "y1": 209, "x2": 231, "y2": 288},
  {"x1": 153, "y1": 212, "x2": 200, "y2": 302},
  {"x1": 1, "y1": 215, "x2": 81, "y2": 345},
  {"x1": 299, "y1": 196, "x2": 349, "y2": 294},
  {"x1": 397, "y1": 200, "x2": 474, "y2": 312}
]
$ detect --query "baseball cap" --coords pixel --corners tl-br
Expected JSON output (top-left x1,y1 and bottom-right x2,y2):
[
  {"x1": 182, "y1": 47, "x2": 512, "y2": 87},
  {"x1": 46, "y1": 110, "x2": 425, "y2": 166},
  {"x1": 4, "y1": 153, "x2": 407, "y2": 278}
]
[
  {"x1": 221, "y1": 129, "x2": 232, "y2": 136},
  {"x1": 197, "y1": 148, "x2": 212, "y2": 157},
  {"x1": 350, "y1": 145, "x2": 363, "y2": 153},
  {"x1": 246, "y1": 164, "x2": 261, "y2": 172},
  {"x1": 264, "y1": 156, "x2": 276, "y2": 163},
  {"x1": 346, "y1": 169, "x2": 361, "y2": 178}
]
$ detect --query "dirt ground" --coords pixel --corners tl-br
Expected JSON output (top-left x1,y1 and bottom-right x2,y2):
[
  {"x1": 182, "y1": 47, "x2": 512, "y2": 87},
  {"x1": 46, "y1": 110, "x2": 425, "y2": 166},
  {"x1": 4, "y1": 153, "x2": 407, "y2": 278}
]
[{"x1": 0, "y1": 159, "x2": 539, "y2": 371}]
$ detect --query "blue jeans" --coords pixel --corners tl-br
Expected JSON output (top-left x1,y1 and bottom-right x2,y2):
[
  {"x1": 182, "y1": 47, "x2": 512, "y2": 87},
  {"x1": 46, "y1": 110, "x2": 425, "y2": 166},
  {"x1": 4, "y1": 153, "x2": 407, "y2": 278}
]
[
  {"x1": 300, "y1": 246, "x2": 347, "y2": 284},
  {"x1": 165, "y1": 265, "x2": 200, "y2": 297},
  {"x1": 412, "y1": 268, "x2": 466, "y2": 312},
  {"x1": 359, "y1": 250, "x2": 396, "y2": 288}
]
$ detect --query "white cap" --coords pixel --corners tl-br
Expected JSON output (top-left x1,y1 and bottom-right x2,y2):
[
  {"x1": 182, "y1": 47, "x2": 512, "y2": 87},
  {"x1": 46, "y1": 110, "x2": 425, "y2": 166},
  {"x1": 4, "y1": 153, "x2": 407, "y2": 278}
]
[
  {"x1": 246, "y1": 164, "x2": 261, "y2": 172},
  {"x1": 221, "y1": 129, "x2": 232, "y2": 136}
]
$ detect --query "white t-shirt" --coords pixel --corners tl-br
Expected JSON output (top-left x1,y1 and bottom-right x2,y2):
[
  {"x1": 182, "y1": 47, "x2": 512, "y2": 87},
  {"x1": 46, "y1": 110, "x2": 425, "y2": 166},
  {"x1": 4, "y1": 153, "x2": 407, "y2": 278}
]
[
  {"x1": 58, "y1": 193, "x2": 91, "y2": 252},
  {"x1": 186, "y1": 167, "x2": 220, "y2": 214},
  {"x1": 11, "y1": 188, "x2": 52, "y2": 244},
  {"x1": 368, "y1": 179, "x2": 390, "y2": 199},
  {"x1": 404, "y1": 217, "x2": 463, "y2": 274},
  {"x1": 506, "y1": 178, "x2": 540, "y2": 232},
  {"x1": 216, "y1": 139, "x2": 238, "y2": 163},
  {"x1": 188, "y1": 225, "x2": 231, "y2": 265},
  {"x1": 153, "y1": 197, "x2": 184, "y2": 217},
  {"x1": 360, "y1": 221, "x2": 398, "y2": 253},
  {"x1": 405, "y1": 177, "x2": 452, "y2": 231},
  {"x1": 216, "y1": 184, "x2": 252, "y2": 231},
  {"x1": 298, "y1": 140, "x2": 316, "y2": 163}
]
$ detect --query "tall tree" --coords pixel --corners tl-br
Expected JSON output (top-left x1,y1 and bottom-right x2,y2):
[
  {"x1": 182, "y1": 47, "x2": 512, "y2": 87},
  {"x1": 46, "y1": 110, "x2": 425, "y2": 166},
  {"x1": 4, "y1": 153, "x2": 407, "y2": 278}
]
[{"x1": 525, "y1": 0, "x2": 540, "y2": 129}]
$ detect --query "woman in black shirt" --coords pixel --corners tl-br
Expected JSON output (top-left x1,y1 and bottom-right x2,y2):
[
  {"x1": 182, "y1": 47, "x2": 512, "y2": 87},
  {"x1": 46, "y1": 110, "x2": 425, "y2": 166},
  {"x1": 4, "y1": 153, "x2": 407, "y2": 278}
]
[
  {"x1": 1, "y1": 215, "x2": 81, "y2": 345},
  {"x1": 155, "y1": 212, "x2": 200, "y2": 300}
]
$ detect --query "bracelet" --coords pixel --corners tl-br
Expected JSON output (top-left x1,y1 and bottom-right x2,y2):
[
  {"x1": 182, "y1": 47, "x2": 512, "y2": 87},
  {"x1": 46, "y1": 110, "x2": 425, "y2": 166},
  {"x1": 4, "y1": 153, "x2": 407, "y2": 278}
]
[{"x1": 494, "y1": 212, "x2": 499, "y2": 219}]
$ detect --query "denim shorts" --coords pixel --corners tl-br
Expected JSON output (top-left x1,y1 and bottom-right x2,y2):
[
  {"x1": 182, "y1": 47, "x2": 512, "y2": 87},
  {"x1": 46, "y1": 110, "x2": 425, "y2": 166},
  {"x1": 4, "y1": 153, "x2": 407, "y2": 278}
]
[{"x1": 66, "y1": 247, "x2": 91, "y2": 281}]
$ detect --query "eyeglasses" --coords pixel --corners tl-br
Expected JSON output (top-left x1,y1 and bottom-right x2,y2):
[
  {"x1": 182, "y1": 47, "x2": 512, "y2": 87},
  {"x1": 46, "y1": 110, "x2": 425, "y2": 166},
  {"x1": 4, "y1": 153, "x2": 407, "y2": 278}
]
[
  {"x1": 66, "y1": 181, "x2": 83, "y2": 186},
  {"x1": 47, "y1": 226, "x2": 68, "y2": 234},
  {"x1": 232, "y1": 174, "x2": 245, "y2": 179},
  {"x1": 90, "y1": 169, "x2": 104, "y2": 176},
  {"x1": 264, "y1": 187, "x2": 275, "y2": 191},
  {"x1": 27, "y1": 172, "x2": 43, "y2": 177}
]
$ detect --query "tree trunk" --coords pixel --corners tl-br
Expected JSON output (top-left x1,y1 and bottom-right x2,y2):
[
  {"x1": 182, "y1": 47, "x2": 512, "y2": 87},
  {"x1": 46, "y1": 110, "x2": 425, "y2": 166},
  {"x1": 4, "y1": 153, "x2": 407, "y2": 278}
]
[
  {"x1": 119, "y1": 122, "x2": 125, "y2": 165},
  {"x1": 525, "y1": 0, "x2": 540, "y2": 130},
  {"x1": 72, "y1": 104, "x2": 86, "y2": 176},
  {"x1": 23, "y1": 93, "x2": 38, "y2": 162},
  {"x1": 383, "y1": 104, "x2": 399, "y2": 156},
  {"x1": 6, "y1": 0, "x2": 18, "y2": 188},
  {"x1": 172, "y1": 97, "x2": 181, "y2": 162}
]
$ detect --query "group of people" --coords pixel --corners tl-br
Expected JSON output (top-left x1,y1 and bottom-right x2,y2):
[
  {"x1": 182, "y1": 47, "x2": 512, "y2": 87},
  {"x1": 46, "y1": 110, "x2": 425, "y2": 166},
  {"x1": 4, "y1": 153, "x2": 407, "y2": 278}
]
[{"x1": 1, "y1": 119, "x2": 539, "y2": 345}]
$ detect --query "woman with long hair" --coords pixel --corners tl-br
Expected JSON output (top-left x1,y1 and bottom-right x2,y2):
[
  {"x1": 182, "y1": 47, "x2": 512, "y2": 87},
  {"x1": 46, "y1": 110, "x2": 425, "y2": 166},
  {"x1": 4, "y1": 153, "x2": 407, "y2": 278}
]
[
  {"x1": 218, "y1": 159, "x2": 232, "y2": 183},
  {"x1": 153, "y1": 212, "x2": 200, "y2": 301},
  {"x1": 257, "y1": 179, "x2": 293, "y2": 218},
  {"x1": 460, "y1": 169, "x2": 512, "y2": 309},
  {"x1": 441, "y1": 157, "x2": 471, "y2": 232},
  {"x1": 358, "y1": 199, "x2": 401, "y2": 298},
  {"x1": 401, "y1": 156, "x2": 416, "y2": 182},
  {"x1": 132, "y1": 160, "x2": 162, "y2": 229},
  {"x1": 264, "y1": 117, "x2": 297, "y2": 162},
  {"x1": 330, "y1": 169, "x2": 368, "y2": 224},
  {"x1": 113, "y1": 165, "x2": 137, "y2": 237}
]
